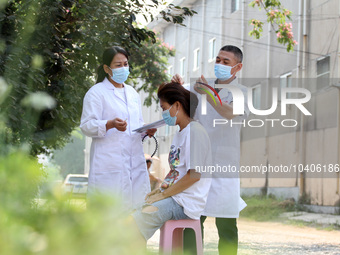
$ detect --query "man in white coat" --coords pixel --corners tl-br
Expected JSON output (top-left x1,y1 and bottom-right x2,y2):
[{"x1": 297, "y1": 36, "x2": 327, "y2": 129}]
[{"x1": 173, "y1": 45, "x2": 249, "y2": 254}]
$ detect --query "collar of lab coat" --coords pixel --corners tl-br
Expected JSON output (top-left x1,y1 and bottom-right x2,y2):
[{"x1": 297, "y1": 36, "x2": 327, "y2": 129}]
[{"x1": 102, "y1": 77, "x2": 125, "y2": 90}]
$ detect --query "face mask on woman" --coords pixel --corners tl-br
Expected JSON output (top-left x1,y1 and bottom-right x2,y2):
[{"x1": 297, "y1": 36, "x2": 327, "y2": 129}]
[
  {"x1": 110, "y1": 66, "x2": 130, "y2": 84},
  {"x1": 214, "y1": 63, "x2": 239, "y2": 81},
  {"x1": 162, "y1": 105, "x2": 178, "y2": 126}
]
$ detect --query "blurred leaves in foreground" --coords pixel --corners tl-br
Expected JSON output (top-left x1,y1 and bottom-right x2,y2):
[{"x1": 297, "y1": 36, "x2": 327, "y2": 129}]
[{"x1": 0, "y1": 150, "x2": 148, "y2": 255}]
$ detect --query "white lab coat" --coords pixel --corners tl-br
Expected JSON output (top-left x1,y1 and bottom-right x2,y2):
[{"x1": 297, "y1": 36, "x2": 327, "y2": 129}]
[
  {"x1": 194, "y1": 78, "x2": 249, "y2": 218},
  {"x1": 80, "y1": 77, "x2": 150, "y2": 210}
]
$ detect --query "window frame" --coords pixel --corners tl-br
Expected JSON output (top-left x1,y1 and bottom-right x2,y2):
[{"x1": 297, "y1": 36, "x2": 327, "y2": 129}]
[
  {"x1": 251, "y1": 84, "x2": 261, "y2": 110},
  {"x1": 231, "y1": 0, "x2": 240, "y2": 13},
  {"x1": 208, "y1": 38, "x2": 216, "y2": 62},
  {"x1": 316, "y1": 55, "x2": 330, "y2": 90},
  {"x1": 193, "y1": 48, "x2": 200, "y2": 71},
  {"x1": 280, "y1": 72, "x2": 293, "y2": 99},
  {"x1": 167, "y1": 65, "x2": 173, "y2": 77},
  {"x1": 180, "y1": 57, "x2": 186, "y2": 78},
  {"x1": 316, "y1": 55, "x2": 330, "y2": 78}
]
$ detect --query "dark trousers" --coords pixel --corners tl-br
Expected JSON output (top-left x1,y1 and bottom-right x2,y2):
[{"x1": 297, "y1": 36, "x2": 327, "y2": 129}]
[{"x1": 183, "y1": 216, "x2": 238, "y2": 255}]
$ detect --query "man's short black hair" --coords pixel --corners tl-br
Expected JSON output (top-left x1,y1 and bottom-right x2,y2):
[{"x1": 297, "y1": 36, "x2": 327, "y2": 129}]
[{"x1": 220, "y1": 45, "x2": 243, "y2": 63}]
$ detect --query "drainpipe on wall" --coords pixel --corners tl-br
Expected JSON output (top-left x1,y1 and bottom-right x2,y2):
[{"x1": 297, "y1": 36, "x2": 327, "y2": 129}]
[
  {"x1": 338, "y1": 0, "x2": 340, "y2": 198},
  {"x1": 240, "y1": 0, "x2": 245, "y2": 78},
  {"x1": 200, "y1": 0, "x2": 206, "y2": 75},
  {"x1": 298, "y1": 0, "x2": 308, "y2": 198},
  {"x1": 331, "y1": 80, "x2": 340, "y2": 200},
  {"x1": 336, "y1": 85, "x2": 340, "y2": 198},
  {"x1": 186, "y1": 15, "x2": 192, "y2": 80},
  {"x1": 174, "y1": 23, "x2": 177, "y2": 77},
  {"x1": 265, "y1": 22, "x2": 271, "y2": 155},
  {"x1": 263, "y1": 23, "x2": 272, "y2": 195},
  {"x1": 335, "y1": 3, "x2": 340, "y2": 199},
  {"x1": 294, "y1": 0, "x2": 303, "y2": 188},
  {"x1": 220, "y1": 0, "x2": 224, "y2": 47}
]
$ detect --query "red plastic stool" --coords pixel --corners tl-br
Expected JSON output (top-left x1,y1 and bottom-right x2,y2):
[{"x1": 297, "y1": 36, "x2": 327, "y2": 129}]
[{"x1": 159, "y1": 219, "x2": 203, "y2": 255}]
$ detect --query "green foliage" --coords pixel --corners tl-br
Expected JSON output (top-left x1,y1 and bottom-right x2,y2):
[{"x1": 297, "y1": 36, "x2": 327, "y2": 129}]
[
  {"x1": 129, "y1": 37, "x2": 175, "y2": 106},
  {"x1": 0, "y1": 151, "x2": 148, "y2": 255},
  {"x1": 159, "y1": 4, "x2": 197, "y2": 24},
  {"x1": 249, "y1": 19, "x2": 264, "y2": 39},
  {"x1": 249, "y1": 0, "x2": 297, "y2": 52},
  {"x1": 0, "y1": 152, "x2": 42, "y2": 218},
  {"x1": 0, "y1": 0, "x2": 195, "y2": 155}
]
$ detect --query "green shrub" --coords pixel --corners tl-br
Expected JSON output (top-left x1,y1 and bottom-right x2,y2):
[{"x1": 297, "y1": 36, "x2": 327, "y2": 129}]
[
  {"x1": 0, "y1": 152, "x2": 148, "y2": 255},
  {"x1": 240, "y1": 195, "x2": 296, "y2": 221}
]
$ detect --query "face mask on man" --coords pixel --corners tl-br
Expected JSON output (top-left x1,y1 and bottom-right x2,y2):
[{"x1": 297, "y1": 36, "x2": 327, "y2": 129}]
[
  {"x1": 214, "y1": 63, "x2": 239, "y2": 81},
  {"x1": 110, "y1": 66, "x2": 130, "y2": 84},
  {"x1": 162, "y1": 105, "x2": 178, "y2": 126}
]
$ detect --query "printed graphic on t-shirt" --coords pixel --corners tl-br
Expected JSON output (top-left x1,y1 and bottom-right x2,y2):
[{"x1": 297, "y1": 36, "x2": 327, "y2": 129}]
[
  {"x1": 221, "y1": 91, "x2": 232, "y2": 104},
  {"x1": 169, "y1": 145, "x2": 180, "y2": 169},
  {"x1": 160, "y1": 145, "x2": 180, "y2": 190}
]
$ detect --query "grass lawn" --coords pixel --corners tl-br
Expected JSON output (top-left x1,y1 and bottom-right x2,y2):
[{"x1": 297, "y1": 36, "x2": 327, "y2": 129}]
[
  {"x1": 240, "y1": 195, "x2": 340, "y2": 230},
  {"x1": 240, "y1": 195, "x2": 296, "y2": 221}
]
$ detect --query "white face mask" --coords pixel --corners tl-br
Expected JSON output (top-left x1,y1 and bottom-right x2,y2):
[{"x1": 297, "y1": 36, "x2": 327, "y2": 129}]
[
  {"x1": 110, "y1": 66, "x2": 130, "y2": 84},
  {"x1": 162, "y1": 105, "x2": 178, "y2": 126},
  {"x1": 214, "y1": 63, "x2": 239, "y2": 81}
]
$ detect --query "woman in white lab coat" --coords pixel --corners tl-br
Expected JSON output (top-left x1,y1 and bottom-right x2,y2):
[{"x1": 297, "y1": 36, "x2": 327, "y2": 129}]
[{"x1": 80, "y1": 46, "x2": 155, "y2": 210}]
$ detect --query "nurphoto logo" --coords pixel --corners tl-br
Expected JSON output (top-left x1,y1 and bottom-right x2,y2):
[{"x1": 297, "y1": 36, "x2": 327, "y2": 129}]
[{"x1": 199, "y1": 83, "x2": 312, "y2": 128}]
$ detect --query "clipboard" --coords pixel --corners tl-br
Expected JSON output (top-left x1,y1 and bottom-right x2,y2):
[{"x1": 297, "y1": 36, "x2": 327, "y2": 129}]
[{"x1": 133, "y1": 119, "x2": 166, "y2": 133}]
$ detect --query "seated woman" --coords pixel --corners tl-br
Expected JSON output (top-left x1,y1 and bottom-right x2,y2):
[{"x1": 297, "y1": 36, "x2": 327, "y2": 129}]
[{"x1": 132, "y1": 82, "x2": 212, "y2": 241}]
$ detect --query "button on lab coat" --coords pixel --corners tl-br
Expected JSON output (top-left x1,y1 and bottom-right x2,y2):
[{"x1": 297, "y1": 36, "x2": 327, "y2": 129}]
[
  {"x1": 195, "y1": 78, "x2": 249, "y2": 218},
  {"x1": 80, "y1": 77, "x2": 150, "y2": 210}
]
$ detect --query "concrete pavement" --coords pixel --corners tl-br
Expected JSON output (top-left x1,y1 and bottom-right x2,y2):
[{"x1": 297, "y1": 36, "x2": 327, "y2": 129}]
[{"x1": 280, "y1": 211, "x2": 340, "y2": 226}]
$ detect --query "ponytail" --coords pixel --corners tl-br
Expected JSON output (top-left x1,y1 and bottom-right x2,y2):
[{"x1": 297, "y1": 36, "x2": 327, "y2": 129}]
[{"x1": 96, "y1": 64, "x2": 108, "y2": 83}]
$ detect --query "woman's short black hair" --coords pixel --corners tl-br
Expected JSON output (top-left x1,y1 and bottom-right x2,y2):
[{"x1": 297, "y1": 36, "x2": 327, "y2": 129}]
[
  {"x1": 96, "y1": 46, "x2": 129, "y2": 83},
  {"x1": 157, "y1": 82, "x2": 198, "y2": 118}
]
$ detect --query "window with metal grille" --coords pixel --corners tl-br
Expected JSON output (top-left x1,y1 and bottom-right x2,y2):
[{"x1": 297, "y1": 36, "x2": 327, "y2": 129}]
[
  {"x1": 231, "y1": 0, "x2": 239, "y2": 13},
  {"x1": 316, "y1": 56, "x2": 330, "y2": 90}
]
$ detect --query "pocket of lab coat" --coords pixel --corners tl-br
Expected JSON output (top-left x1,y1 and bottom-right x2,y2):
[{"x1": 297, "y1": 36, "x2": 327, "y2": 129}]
[
  {"x1": 94, "y1": 171, "x2": 122, "y2": 196},
  {"x1": 92, "y1": 133, "x2": 124, "y2": 171}
]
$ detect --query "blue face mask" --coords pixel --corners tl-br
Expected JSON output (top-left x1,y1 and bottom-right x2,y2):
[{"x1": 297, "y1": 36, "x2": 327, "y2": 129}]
[
  {"x1": 162, "y1": 105, "x2": 178, "y2": 126},
  {"x1": 110, "y1": 66, "x2": 130, "y2": 84},
  {"x1": 214, "y1": 63, "x2": 238, "y2": 81}
]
